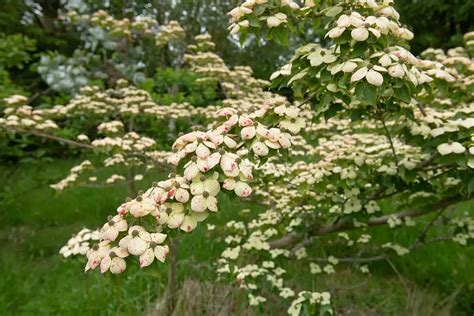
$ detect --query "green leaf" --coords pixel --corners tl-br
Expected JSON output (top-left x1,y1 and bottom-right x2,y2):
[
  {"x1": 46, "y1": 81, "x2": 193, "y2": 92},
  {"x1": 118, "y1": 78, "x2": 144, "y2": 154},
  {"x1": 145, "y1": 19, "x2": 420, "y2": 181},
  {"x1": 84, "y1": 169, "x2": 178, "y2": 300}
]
[
  {"x1": 254, "y1": 5, "x2": 265, "y2": 15},
  {"x1": 272, "y1": 27, "x2": 289, "y2": 46},
  {"x1": 351, "y1": 108, "x2": 365, "y2": 122},
  {"x1": 325, "y1": 5, "x2": 343, "y2": 17},
  {"x1": 318, "y1": 93, "x2": 333, "y2": 110},
  {"x1": 352, "y1": 42, "x2": 368, "y2": 57},
  {"x1": 324, "y1": 103, "x2": 343, "y2": 120},
  {"x1": 248, "y1": 17, "x2": 260, "y2": 27},
  {"x1": 355, "y1": 82, "x2": 377, "y2": 105},
  {"x1": 395, "y1": 85, "x2": 412, "y2": 103}
]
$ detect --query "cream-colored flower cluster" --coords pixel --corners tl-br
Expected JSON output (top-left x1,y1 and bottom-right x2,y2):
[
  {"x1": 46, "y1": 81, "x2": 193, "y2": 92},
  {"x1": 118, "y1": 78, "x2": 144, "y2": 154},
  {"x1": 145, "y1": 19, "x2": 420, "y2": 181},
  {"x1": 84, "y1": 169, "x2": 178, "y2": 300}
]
[
  {"x1": 67, "y1": 10, "x2": 158, "y2": 38},
  {"x1": 50, "y1": 160, "x2": 93, "y2": 191},
  {"x1": 326, "y1": 9, "x2": 413, "y2": 42},
  {"x1": 155, "y1": 21, "x2": 185, "y2": 46},
  {"x1": 184, "y1": 35, "x2": 269, "y2": 99},
  {"x1": 92, "y1": 132, "x2": 155, "y2": 153},
  {"x1": 60, "y1": 228, "x2": 100, "y2": 258},
  {"x1": 65, "y1": 95, "x2": 302, "y2": 275},
  {"x1": 228, "y1": 0, "x2": 300, "y2": 34},
  {"x1": 0, "y1": 95, "x2": 58, "y2": 132}
]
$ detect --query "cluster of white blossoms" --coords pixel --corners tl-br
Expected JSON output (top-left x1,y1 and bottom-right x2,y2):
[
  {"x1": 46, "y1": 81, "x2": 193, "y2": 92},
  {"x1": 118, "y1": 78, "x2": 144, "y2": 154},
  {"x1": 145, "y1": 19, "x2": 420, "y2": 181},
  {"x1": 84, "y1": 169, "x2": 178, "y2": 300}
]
[
  {"x1": 61, "y1": 94, "x2": 304, "y2": 276},
  {"x1": 228, "y1": 0, "x2": 300, "y2": 34},
  {"x1": 0, "y1": 95, "x2": 58, "y2": 132},
  {"x1": 59, "y1": 228, "x2": 100, "y2": 258},
  {"x1": 50, "y1": 160, "x2": 93, "y2": 191},
  {"x1": 91, "y1": 132, "x2": 156, "y2": 153},
  {"x1": 66, "y1": 9, "x2": 158, "y2": 38},
  {"x1": 155, "y1": 20, "x2": 185, "y2": 46},
  {"x1": 184, "y1": 35, "x2": 269, "y2": 99},
  {"x1": 326, "y1": 9, "x2": 414, "y2": 42}
]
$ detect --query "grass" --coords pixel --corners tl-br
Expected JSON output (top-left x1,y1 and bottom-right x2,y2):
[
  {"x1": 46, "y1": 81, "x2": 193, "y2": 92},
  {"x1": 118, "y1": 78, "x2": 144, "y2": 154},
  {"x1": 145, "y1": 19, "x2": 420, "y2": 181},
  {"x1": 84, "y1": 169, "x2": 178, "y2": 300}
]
[{"x1": 0, "y1": 158, "x2": 473, "y2": 315}]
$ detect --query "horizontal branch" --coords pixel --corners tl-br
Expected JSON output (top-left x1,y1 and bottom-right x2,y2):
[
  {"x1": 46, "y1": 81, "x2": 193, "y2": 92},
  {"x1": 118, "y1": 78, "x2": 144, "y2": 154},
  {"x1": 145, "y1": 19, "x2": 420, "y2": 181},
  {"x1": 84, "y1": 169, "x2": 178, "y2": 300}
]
[
  {"x1": 269, "y1": 195, "x2": 467, "y2": 249},
  {"x1": 307, "y1": 236, "x2": 452, "y2": 264},
  {"x1": 9, "y1": 128, "x2": 173, "y2": 171},
  {"x1": 15, "y1": 128, "x2": 95, "y2": 150}
]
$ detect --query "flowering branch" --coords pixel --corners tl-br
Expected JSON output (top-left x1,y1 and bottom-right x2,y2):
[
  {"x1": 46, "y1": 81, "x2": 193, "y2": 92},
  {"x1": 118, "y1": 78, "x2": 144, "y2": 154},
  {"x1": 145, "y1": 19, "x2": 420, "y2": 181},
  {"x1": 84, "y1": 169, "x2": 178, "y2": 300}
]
[{"x1": 269, "y1": 195, "x2": 469, "y2": 249}]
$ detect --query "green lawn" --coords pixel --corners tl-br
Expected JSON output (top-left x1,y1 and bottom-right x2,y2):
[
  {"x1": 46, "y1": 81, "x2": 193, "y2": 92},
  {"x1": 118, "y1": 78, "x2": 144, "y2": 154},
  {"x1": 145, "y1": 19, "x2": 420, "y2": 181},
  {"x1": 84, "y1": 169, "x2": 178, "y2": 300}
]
[{"x1": 0, "y1": 159, "x2": 473, "y2": 315}]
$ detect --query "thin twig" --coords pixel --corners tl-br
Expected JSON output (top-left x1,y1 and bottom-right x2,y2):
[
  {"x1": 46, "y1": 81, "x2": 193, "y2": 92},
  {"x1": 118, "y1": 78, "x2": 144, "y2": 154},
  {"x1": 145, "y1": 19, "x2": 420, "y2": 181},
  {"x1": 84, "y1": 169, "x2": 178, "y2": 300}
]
[
  {"x1": 385, "y1": 257, "x2": 410, "y2": 296},
  {"x1": 376, "y1": 111, "x2": 398, "y2": 164},
  {"x1": 27, "y1": 129, "x2": 95, "y2": 149}
]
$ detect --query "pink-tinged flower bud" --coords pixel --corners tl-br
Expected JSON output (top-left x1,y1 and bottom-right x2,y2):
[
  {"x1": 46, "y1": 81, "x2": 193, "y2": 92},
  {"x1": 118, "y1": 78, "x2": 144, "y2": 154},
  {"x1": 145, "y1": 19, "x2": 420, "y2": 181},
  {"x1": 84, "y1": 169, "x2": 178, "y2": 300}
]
[
  {"x1": 223, "y1": 178, "x2": 237, "y2": 190},
  {"x1": 241, "y1": 126, "x2": 256, "y2": 140},
  {"x1": 110, "y1": 257, "x2": 126, "y2": 274},
  {"x1": 167, "y1": 212, "x2": 185, "y2": 228},
  {"x1": 180, "y1": 215, "x2": 198, "y2": 232},
  {"x1": 235, "y1": 182, "x2": 252, "y2": 197},
  {"x1": 100, "y1": 256, "x2": 111, "y2": 273},
  {"x1": 239, "y1": 116, "x2": 254, "y2": 127},
  {"x1": 139, "y1": 248, "x2": 155, "y2": 268},
  {"x1": 154, "y1": 245, "x2": 169, "y2": 262},
  {"x1": 175, "y1": 188, "x2": 190, "y2": 203},
  {"x1": 191, "y1": 195, "x2": 208, "y2": 212},
  {"x1": 252, "y1": 141, "x2": 269, "y2": 156}
]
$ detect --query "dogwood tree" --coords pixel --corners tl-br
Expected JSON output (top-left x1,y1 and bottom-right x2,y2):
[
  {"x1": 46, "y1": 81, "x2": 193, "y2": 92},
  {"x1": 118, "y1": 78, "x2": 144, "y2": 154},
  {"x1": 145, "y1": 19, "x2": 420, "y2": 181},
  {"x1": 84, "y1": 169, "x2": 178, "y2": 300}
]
[{"x1": 2, "y1": 1, "x2": 473, "y2": 315}]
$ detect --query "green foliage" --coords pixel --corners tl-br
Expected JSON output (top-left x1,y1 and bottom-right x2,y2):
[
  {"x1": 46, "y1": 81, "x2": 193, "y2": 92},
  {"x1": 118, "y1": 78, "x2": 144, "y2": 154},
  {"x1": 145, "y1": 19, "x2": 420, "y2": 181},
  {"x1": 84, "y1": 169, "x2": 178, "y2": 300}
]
[
  {"x1": 0, "y1": 68, "x2": 27, "y2": 99},
  {"x1": 0, "y1": 33, "x2": 36, "y2": 69},
  {"x1": 140, "y1": 68, "x2": 221, "y2": 106}
]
